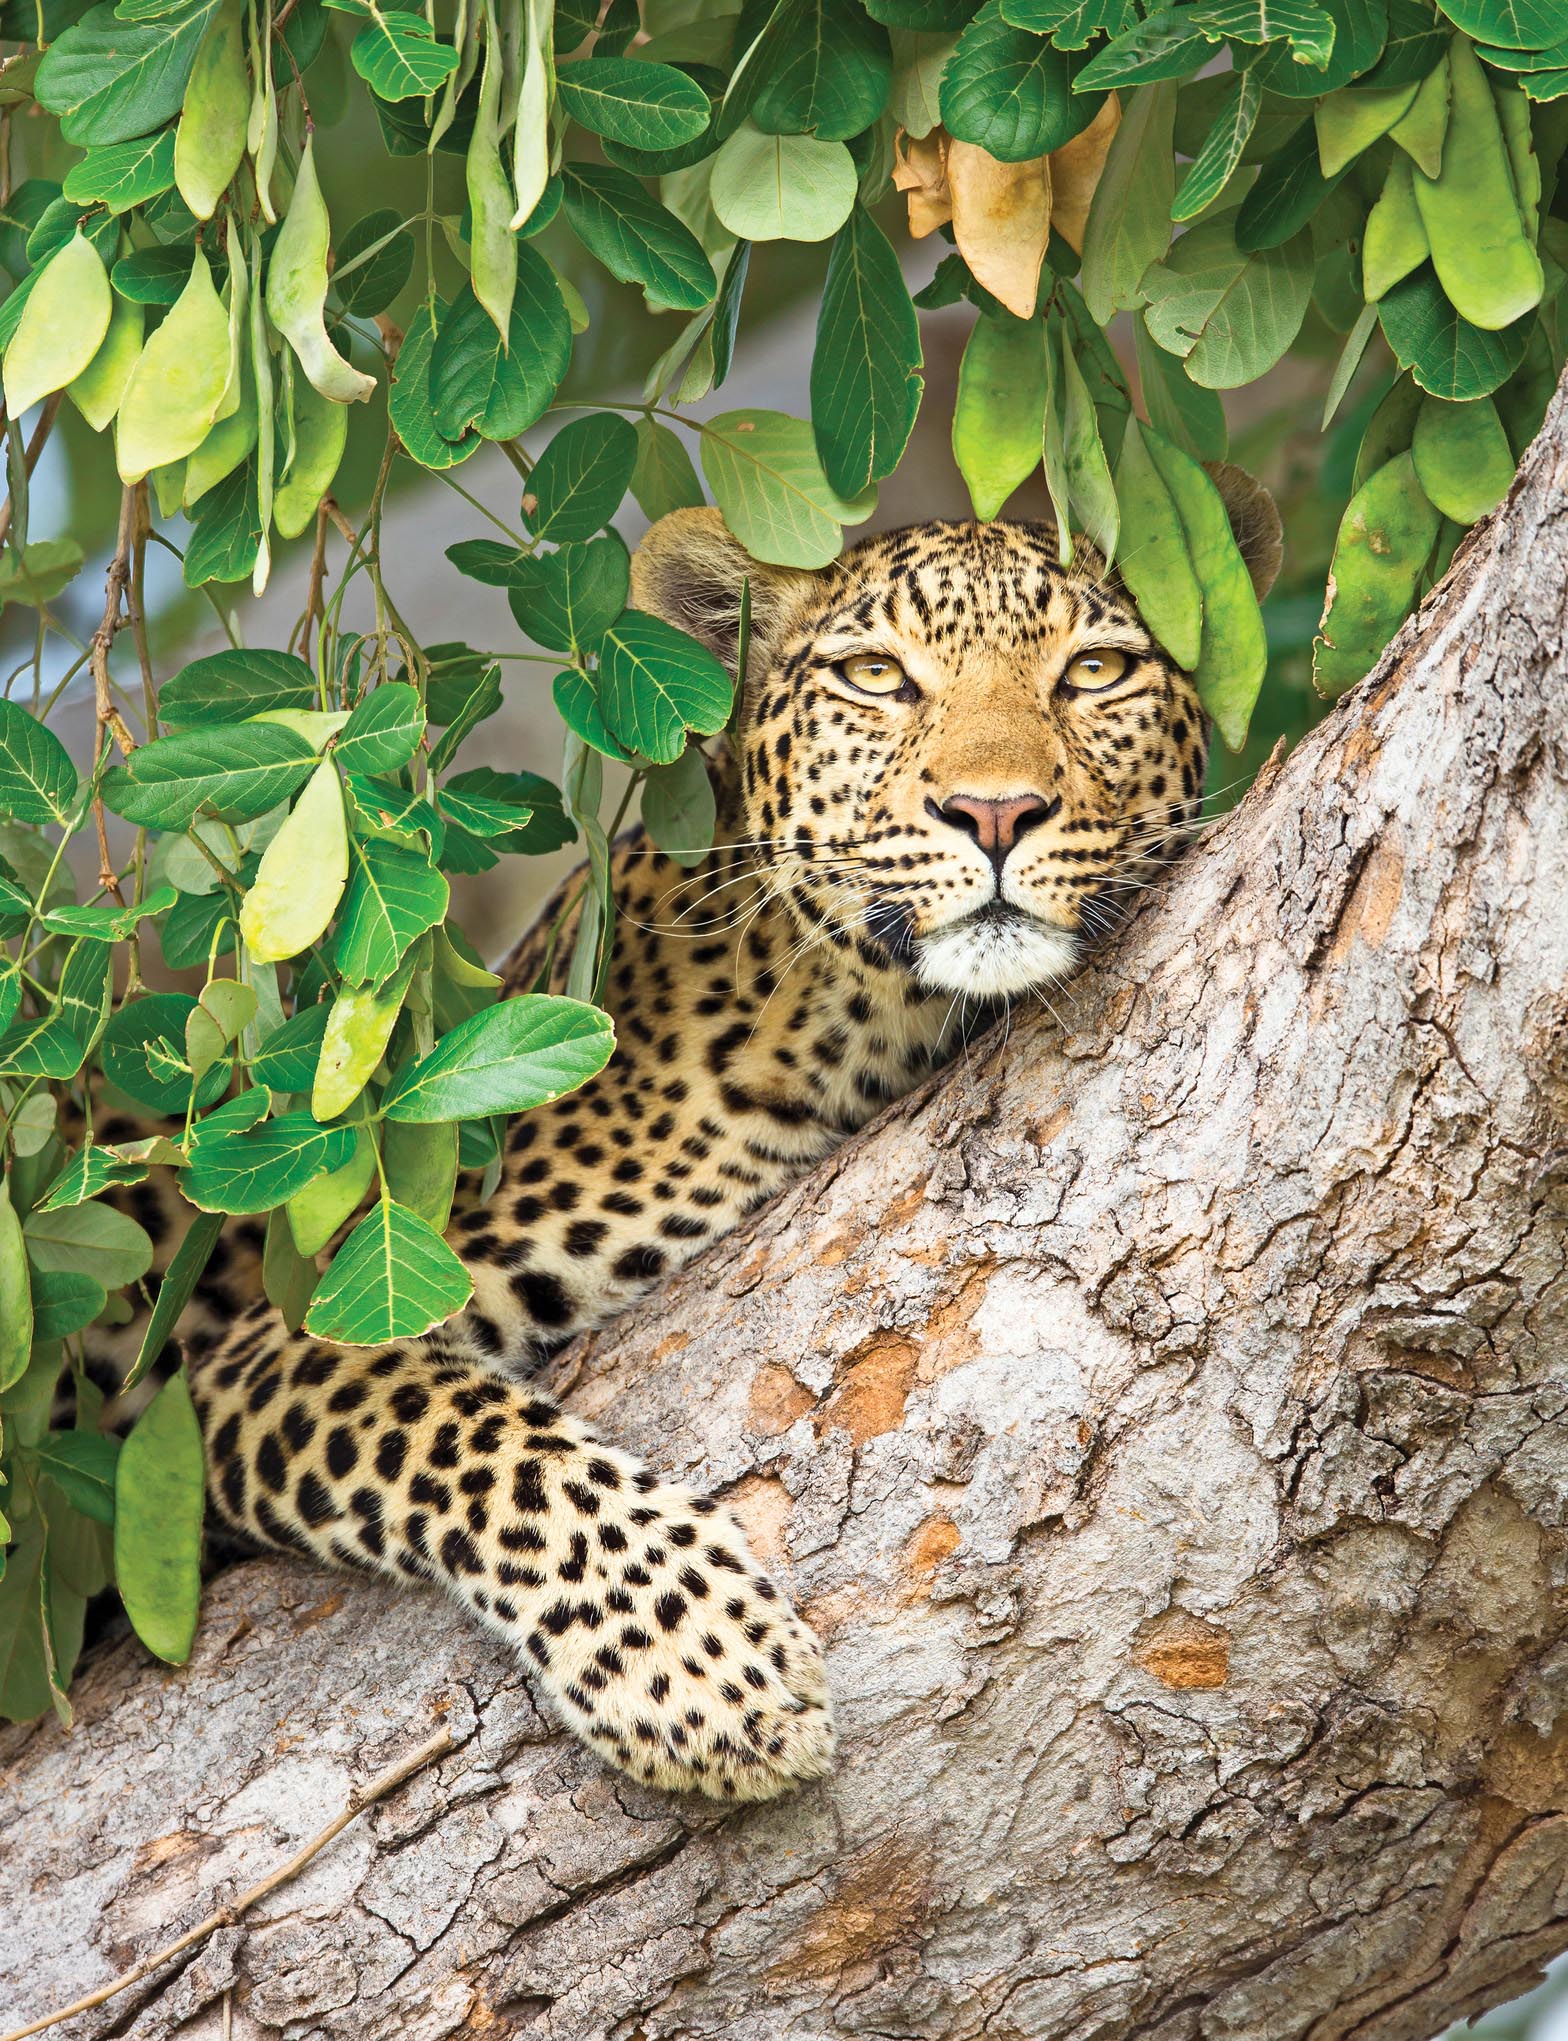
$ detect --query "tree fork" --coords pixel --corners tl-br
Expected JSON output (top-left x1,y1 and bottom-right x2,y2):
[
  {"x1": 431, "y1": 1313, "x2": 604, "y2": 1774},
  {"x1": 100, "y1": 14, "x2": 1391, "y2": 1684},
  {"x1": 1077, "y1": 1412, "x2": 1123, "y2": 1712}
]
[{"x1": 4, "y1": 374, "x2": 1568, "y2": 2041}]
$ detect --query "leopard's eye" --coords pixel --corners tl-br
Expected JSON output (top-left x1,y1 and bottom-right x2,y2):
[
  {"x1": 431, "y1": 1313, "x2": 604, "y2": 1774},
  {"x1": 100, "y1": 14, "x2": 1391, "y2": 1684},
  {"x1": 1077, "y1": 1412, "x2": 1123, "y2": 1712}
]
[
  {"x1": 840, "y1": 653, "x2": 910, "y2": 697},
  {"x1": 1062, "y1": 648, "x2": 1130, "y2": 693}
]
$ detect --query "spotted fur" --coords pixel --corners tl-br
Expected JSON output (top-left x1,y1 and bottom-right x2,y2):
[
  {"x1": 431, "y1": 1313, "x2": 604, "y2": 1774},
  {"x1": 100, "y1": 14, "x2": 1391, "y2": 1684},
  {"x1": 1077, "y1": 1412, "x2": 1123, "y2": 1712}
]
[{"x1": 98, "y1": 506, "x2": 1278, "y2": 1800}]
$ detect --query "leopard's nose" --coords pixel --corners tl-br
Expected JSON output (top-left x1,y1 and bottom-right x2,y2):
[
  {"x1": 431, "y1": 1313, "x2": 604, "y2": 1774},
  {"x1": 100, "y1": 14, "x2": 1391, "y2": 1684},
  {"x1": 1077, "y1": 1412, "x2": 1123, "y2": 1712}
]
[{"x1": 926, "y1": 791, "x2": 1060, "y2": 871}]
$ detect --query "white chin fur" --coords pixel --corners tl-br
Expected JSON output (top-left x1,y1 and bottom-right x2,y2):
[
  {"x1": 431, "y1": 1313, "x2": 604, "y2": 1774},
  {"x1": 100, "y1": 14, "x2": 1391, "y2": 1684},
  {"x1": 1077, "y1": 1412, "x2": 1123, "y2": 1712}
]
[{"x1": 911, "y1": 914, "x2": 1079, "y2": 998}]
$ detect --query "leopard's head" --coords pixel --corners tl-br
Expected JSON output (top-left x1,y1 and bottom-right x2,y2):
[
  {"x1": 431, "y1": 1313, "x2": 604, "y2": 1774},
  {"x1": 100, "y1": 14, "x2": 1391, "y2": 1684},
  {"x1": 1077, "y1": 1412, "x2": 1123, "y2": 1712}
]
[{"x1": 631, "y1": 486, "x2": 1279, "y2": 1001}]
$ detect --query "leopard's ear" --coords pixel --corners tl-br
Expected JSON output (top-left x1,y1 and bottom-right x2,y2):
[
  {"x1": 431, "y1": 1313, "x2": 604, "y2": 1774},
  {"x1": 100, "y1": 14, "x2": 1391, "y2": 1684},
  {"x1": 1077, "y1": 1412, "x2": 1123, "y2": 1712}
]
[
  {"x1": 630, "y1": 507, "x2": 818, "y2": 675},
  {"x1": 1204, "y1": 461, "x2": 1284, "y2": 602}
]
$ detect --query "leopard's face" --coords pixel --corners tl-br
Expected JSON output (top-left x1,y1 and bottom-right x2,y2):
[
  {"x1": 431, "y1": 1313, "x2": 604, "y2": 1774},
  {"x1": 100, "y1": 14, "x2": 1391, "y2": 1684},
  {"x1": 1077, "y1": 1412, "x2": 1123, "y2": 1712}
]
[{"x1": 735, "y1": 521, "x2": 1210, "y2": 1000}]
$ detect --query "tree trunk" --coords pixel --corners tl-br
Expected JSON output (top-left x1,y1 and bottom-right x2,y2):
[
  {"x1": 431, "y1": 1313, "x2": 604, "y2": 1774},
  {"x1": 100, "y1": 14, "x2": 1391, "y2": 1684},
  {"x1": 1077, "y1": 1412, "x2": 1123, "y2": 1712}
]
[{"x1": 5, "y1": 380, "x2": 1568, "y2": 2041}]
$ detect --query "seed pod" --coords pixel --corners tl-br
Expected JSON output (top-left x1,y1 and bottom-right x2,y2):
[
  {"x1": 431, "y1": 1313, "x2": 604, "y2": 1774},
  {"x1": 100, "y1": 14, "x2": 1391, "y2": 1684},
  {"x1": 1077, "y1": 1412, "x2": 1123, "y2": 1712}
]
[
  {"x1": 183, "y1": 340, "x2": 256, "y2": 506},
  {"x1": 152, "y1": 460, "x2": 188, "y2": 518},
  {"x1": 174, "y1": 0, "x2": 250, "y2": 221},
  {"x1": 287, "y1": 1124, "x2": 377, "y2": 1256},
  {"x1": 0, "y1": 1176, "x2": 32, "y2": 1394},
  {"x1": 1410, "y1": 393, "x2": 1515, "y2": 525},
  {"x1": 1363, "y1": 153, "x2": 1429, "y2": 301},
  {"x1": 3, "y1": 229, "x2": 112, "y2": 418},
  {"x1": 247, "y1": 0, "x2": 279, "y2": 224},
  {"x1": 382, "y1": 1116, "x2": 458, "y2": 1232},
  {"x1": 1315, "y1": 451, "x2": 1441, "y2": 696},
  {"x1": 467, "y1": 0, "x2": 516, "y2": 340},
  {"x1": 510, "y1": 0, "x2": 553, "y2": 231},
  {"x1": 1112, "y1": 415, "x2": 1204, "y2": 673},
  {"x1": 1411, "y1": 37, "x2": 1542, "y2": 333},
  {"x1": 312, "y1": 948, "x2": 418, "y2": 1121},
  {"x1": 273, "y1": 371, "x2": 348, "y2": 538},
  {"x1": 1493, "y1": 77, "x2": 1540, "y2": 245},
  {"x1": 1389, "y1": 54, "x2": 1450, "y2": 180},
  {"x1": 1315, "y1": 79, "x2": 1419, "y2": 180},
  {"x1": 250, "y1": 223, "x2": 276, "y2": 595},
  {"x1": 239, "y1": 756, "x2": 349, "y2": 962},
  {"x1": 115, "y1": 243, "x2": 232, "y2": 482},
  {"x1": 264, "y1": 134, "x2": 376, "y2": 404},
  {"x1": 68, "y1": 281, "x2": 144, "y2": 430}
]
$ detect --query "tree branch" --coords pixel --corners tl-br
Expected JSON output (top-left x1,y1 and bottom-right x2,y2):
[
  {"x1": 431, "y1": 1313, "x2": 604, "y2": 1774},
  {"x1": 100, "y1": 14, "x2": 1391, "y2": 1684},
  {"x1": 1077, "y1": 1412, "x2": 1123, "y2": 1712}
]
[{"x1": 3, "y1": 375, "x2": 1567, "y2": 2041}]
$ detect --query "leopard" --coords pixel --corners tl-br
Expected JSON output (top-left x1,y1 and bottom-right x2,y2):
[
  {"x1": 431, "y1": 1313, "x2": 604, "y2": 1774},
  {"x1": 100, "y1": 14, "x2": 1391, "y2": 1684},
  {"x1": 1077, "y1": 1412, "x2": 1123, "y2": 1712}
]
[{"x1": 94, "y1": 490, "x2": 1280, "y2": 1803}]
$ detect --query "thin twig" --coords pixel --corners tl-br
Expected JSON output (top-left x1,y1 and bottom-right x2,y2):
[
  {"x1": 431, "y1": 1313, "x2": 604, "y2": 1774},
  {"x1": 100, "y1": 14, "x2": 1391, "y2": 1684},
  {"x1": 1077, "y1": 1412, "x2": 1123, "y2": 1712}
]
[
  {"x1": 294, "y1": 494, "x2": 334, "y2": 662},
  {"x1": 0, "y1": 392, "x2": 61, "y2": 551},
  {"x1": 0, "y1": 1725, "x2": 456, "y2": 2041},
  {"x1": 87, "y1": 487, "x2": 141, "y2": 900}
]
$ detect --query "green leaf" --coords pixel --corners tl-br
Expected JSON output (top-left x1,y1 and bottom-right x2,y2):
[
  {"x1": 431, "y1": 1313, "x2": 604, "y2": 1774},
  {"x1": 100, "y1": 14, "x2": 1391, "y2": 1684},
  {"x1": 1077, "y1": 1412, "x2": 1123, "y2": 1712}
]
[
  {"x1": 0, "y1": 1014, "x2": 87, "y2": 1079},
  {"x1": 1432, "y1": 0, "x2": 1558, "y2": 47},
  {"x1": 1235, "y1": 117, "x2": 1344, "y2": 252},
  {"x1": 351, "y1": 10, "x2": 459, "y2": 99},
  {"x1": 1172, "y1": 68, "x2": 1263, "y2": 222},
  {"x1": 303, "y1": 1194, "x2": 471, "y2": 1344},
  {"x1": 182, "y1": 1110, "x2": 359, "y2": 1214},
  {"x1": 1081, "y1": 77, "x2": 1176, "y2": 324},
  {"x1": 158, "y1": 647, "x2": 317, "y2": 727},
  {"x1": 41, "y1": 885, "x2": 178, "y2": 942},
  {"x1": 1409, "y1": 392, "x2": 1515, "y2": 522},
  {"x1": 0, "y1": 700, "x2": 78, "y2": 825},
  {"x1": 61, "y1": 130, "x2": 177, "y2": 213},
  {"x1": 631, "y1": 417, "x2": 705, "y2": 520},
  {"x1": 334, "y1": 207, "x2": 415, "y2": 317},
  {"x1": 24, "y1": 1199, "x2": 155, "y2": 1288},
  {"x1": 286, "y1": 1126, "x2": 377, "y2": 1256},
  {"x1": 334, "y1": 839, "x2": 450, "y2": 985},
  {"x1": 182, "y1": 458, "x2": 262, "y2": 588},
  {"x1": 29, "y1": 1268, "x2": 108, "y2": 1340},
  {"x1": 699, "y1": 407, "x2": 876, "y2": 567},
  {"x1": 56, "y1": 936, "x2": 114, "y2": 1055},
  {"x1": 1112, "y1": 415, "x2": 1204, "y2": 670},
  {"x1": 524, "y1": 413, "x2": 639, "y2": 541},
  {"x1": 110, "y1": 244, "x2": 199, "y2": 304},
  {"x1": 1376, "y1": 264, "x2": 1533, "y2": 398},
  {"x1": 251, "y1": 1003, "x2": 330, "y2": 1091},
  {"x1": 381, "y1": 993, "x2": 616, "y2": 1122},
  {"x1": 506, "y1": 534, "x2": 630, "y2": 653},
  {"x1": 1142, "y1": 429, "x2": 1268, "y2": 748},
  {"x1": 812, "y1": 207, "x2": 923, "y2": 497},
  {"x1": 437, "y1": 767, "x2": 536, "y2": 837},
  {"x1": 1252, "y1": 0, "x2": 1386, "y2": 95},
  {"x1": 561, "y1": 162, "x2": 717, "y2": 311},
  {"x1": 101, "y1": 992, "x2": 230, "y2": 1114},
  {"x1": 942, "y1": 0, "x2": 1102, "y2": 159},
  {"x1": 334, "y1": 683, "x2": 424, "y2": 775},
  {"x1": 428, "y1": 250, "x2": 572, "y2": 442},
  {"x1": 554, "y1": 666, "x2": 629, "y2": 758},
  {"x1": 952, "y1": 312, "x2": 1045, "y2": 519},
  {"x1": 744, "y1": 0, "x2": 892, "y2": 140},
  {"x1": 597, "y1": 609, "x2": 734, "y2": 763},
  {"x1": 1185, "y1": 0, "x2": 1338, "y2": 63},
  {"x1": 36, "y1": 0, "x2": 217, "y2": 147},
  {"x1": 642, "y1": 746, "x2": 717, "y2": 867},
  {"x1": 556, "y1": 56, "x2": 712, "y2": 148},
  {"x1": 33, "y1": 1430, "x2": 120, "y2": 1526},
  {"x1": 1141, "y1": 212, "x2": 1316, "y2": 388},
  {"x1": 115, "y1": 1368, "x2": 205, "y2": 1663},
  {"x1": 122, "y1": 1208, "x2": 222, "y2": 1392},
  {"x1": 388, "y1": 296, "x2": 479, "y2": 471},
  {"x1": 0, "y1": 1180, "x2": 32, "y2": 1393},
  {"x1": 1000, "y1": 0, "x2": 1136, "y2": 37},
  {"x1": 1134, "y1": 321, "x2": 1229, "y2": 461},
  {"x1": 1058, "y1": 333, "x2": 1119, "y2": 560},
  {"x1": 1075, "y1": 9, "x2": 1218, "y2": 88},
  {"x1": 0, "y1": 538, "x2": 86, "y2": 613},
  {"x1": 709, "y1": 124, "x2": 859, "y2": 242},
  {"x1": 39, "y1": 1144, "x2": 150, "y2": 1211},
  {"x1": 102, "y1": 723, "x2": 316, "y2": 828},
  {"x1": 1315, "y1": 448, "x2": 1440, "y2": 691}
]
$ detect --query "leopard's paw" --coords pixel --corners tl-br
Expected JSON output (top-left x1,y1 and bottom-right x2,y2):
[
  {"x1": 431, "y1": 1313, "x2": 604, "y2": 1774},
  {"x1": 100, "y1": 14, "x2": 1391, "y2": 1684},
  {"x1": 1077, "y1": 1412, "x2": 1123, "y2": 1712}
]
[{"x1": 528, "y1": 1475, "x2": 833, "y2": 1801}]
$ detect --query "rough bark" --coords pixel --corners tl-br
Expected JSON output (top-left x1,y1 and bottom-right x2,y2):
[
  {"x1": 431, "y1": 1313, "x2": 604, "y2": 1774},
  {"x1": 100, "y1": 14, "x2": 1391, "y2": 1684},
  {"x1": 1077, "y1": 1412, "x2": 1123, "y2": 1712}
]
[{"x1": 5, "y1": 380, "x2": 1568, "y2": 2041}]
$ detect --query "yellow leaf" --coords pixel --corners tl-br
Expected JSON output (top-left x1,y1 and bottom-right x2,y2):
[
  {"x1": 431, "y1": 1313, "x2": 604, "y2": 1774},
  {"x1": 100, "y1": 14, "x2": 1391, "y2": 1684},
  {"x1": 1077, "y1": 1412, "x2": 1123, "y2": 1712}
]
[{"x1": 239, "y1": 759, "x2": 349, "y2": 964}]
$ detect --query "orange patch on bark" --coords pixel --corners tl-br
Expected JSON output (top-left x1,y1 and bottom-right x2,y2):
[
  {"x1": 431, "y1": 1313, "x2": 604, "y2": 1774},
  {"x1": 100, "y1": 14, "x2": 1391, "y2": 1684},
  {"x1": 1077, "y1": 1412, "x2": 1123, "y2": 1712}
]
[
  {"x1": 921, "y1": 1259, "x2": 996, "y2": 1382},
  {"x1": 1133, "y1": 1609, "x2": 1231, "y2": 1689},
  {"x1": 749, "y1": 1363, "x2": 815, "y2": 1436},
  {"x1": 902, "y1": 1515, "x2": 960, "y2": 1598},
  {"x1": 1026, "y1": 1104, "x2": 1070, "y2": 1148},
  {"x1": 772, "y1": 1834, "x2": 935, "y2": 1986},
  {"x1": 814, "y1": 1332, "x2": 921, "y2": 1445},
  {"x1": 725, "y1": 1470, "x2": 796, "y2": 1567}
]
